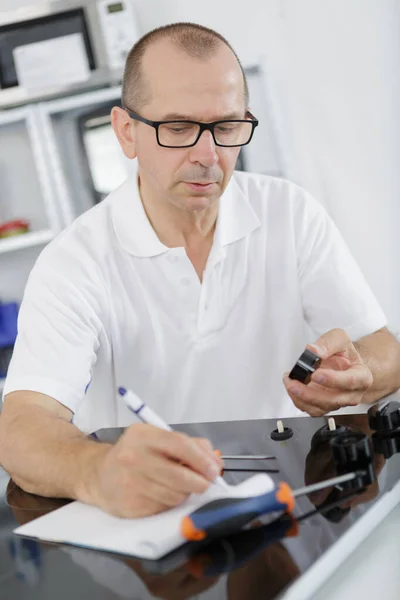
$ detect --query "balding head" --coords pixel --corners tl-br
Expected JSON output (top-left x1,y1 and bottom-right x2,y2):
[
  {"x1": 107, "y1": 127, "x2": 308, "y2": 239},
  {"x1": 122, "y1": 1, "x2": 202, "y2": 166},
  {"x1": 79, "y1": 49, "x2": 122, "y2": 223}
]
[{"x1": 122, "y1": 22, "x2": 249, "y2": 111}]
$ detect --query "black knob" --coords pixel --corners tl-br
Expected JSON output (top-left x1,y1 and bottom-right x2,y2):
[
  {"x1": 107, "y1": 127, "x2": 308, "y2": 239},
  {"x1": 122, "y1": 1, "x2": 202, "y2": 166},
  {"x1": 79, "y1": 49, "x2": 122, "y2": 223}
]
[
  {"x1": 330, "y1": 432, "x2": 376, "y2": 488},
  {"x1": 372, "y1": 430, "x2": 400, "y2": 459},
  {"x1": 310, "y1": 423, "x2": 349, "y2": 450},
  {"x1": 338, "y1": 462, "x2": 376, "y2": 490},
  {"x1": 289, "y1": 349, "x2": 322, "y2": 384},
  {"x1": 330, "y1": 431, "x2": 372, "y2": 466},
  {"x1": 368, "y1": 401, "x2": 400, "y2": 432}
]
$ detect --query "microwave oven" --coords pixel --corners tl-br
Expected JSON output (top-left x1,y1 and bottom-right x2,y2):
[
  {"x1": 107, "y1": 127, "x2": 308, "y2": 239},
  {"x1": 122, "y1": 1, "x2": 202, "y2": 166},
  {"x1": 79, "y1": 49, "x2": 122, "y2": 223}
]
[{"x1": 0, "y1": 0, "x2": 140, "y2": 109}]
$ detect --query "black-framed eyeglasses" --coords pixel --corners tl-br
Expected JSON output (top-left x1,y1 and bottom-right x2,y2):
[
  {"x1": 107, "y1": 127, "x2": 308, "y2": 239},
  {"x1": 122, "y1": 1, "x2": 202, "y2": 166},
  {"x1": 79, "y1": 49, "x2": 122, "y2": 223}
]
[{"x1": 122, "y1": 106, "x2": 259, "y2": 148}]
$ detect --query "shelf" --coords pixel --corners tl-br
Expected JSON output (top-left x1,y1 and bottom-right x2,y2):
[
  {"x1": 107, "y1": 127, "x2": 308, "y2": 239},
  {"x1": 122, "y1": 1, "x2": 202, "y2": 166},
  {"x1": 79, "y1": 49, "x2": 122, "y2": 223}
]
[{"x1": 0, "y1": 229, "x2": 54, "y2": 255}]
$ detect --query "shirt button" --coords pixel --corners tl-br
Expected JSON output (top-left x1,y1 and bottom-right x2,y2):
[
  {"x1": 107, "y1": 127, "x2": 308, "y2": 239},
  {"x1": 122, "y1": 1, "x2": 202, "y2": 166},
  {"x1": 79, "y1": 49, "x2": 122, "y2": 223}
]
[
  {"x1": 168, "y1": 255, "x2": 179, "y2": 263},
  {"x1": 181, "y1": 277, "x2": 191, "y2": 286}
]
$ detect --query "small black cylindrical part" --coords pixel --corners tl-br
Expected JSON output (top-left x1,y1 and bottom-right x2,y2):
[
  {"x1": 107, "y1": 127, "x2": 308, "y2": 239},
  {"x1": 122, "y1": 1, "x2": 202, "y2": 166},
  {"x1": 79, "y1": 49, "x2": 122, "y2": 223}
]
[
  {"x1": 330, "y1": 431, "x2": 372, "y2": 466},
  {"x1": 310, "y1": 424, "x2": 348, "y2": 450},
  {"x1": 271, "y1": 427, "x2": 294, "y2": 441},
  {"x1": 368, "y1": 401, "x2": 400, "y2": 432},
  {"x1": 372, "y1": 430, "x2": 400, "y2": 459}
]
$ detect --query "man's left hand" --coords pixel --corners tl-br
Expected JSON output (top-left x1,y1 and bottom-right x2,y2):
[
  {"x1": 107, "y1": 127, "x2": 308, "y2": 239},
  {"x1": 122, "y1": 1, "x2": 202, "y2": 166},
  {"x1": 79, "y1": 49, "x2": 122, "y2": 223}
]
[{"x1": 283, "y1": 328, "x2": 373, "y2": 416}]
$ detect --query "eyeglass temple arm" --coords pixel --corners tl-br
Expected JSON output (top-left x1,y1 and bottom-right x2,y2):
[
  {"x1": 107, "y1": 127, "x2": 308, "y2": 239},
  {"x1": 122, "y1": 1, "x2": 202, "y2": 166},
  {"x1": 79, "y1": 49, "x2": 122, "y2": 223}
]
[{"x1": 246, "y1": 110, "x2": 258, "y2": 122}]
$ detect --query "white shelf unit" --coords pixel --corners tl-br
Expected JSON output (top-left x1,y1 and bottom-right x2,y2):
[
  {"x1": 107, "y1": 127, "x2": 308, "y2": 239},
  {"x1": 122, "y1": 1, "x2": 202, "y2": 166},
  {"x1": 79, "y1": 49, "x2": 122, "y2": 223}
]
[
  {"x1": 38, "y1": 86, "x2": 125, "y2": 224},
  {"x1": 0, "y1": 105, "x2": 62, "y2": 237},
  {"x1": 0, "y1": 104, "x2": 63, "y2": 302},
  {"x1": 0, "y1": 229, "x2": 54, "y2": 255}
]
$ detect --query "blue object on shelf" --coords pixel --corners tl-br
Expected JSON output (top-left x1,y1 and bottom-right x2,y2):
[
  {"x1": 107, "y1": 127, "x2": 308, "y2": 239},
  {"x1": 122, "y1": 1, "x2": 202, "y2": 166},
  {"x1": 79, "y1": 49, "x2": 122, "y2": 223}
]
[
  {"x1": 0, "y1": 302, "x2": 18, "y2": 378},
  {"x1": 0, "y1": 302, "x2": 18, "y2": 347}
]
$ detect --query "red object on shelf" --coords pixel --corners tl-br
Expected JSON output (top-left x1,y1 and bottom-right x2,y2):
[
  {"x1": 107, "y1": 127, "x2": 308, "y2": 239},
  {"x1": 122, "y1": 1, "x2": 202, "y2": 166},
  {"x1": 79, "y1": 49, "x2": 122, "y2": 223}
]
[{"x1": 0, "y1": 219, "x2": 30, "y2": 238}]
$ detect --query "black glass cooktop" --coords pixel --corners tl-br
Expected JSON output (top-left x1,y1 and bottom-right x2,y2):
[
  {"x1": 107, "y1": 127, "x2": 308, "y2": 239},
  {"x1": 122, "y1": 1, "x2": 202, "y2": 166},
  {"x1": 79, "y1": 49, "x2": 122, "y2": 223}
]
[{"x1": 1, "y1": 401, "x2": 400, "y2": 600}]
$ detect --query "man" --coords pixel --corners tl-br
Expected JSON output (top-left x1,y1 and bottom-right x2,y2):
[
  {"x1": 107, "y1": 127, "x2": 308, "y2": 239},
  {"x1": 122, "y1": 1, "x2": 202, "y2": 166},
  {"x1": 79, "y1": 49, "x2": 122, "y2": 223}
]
[{"x1": 0, "y1": 23, "x2": 399, "y2": 518}]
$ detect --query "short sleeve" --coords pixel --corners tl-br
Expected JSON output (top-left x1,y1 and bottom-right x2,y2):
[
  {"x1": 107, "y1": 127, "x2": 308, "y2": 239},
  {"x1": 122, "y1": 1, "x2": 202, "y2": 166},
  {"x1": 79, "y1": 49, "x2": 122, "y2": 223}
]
[
  {"x1": 295, "y1": 192, "x2": 387, "y2": 340},
  {"x1": 3, "y1": 238, "x2": 108, "y2": 412}
]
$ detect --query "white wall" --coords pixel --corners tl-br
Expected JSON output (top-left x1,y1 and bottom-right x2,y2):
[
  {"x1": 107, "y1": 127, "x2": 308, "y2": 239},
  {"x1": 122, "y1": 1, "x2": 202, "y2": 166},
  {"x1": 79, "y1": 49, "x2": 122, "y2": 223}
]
[
  {"x1": 1, "y1": 0, "x2": 399, "y2": 332},
  {"x1": 280, "y1": 0, "x2": 400, "y2": 334}
]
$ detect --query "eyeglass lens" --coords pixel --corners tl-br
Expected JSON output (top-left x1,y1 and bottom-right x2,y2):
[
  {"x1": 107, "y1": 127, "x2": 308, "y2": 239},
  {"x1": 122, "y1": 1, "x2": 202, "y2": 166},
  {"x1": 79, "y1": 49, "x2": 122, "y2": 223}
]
[{"x1": 158, "y1": 121, "x2": 253, "y2": 147}]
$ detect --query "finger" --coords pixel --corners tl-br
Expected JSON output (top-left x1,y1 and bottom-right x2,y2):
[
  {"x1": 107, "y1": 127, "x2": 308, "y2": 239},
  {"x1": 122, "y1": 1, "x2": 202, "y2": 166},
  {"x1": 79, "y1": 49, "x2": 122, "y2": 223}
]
[
  {"x1": 196, "y1": 438, "x2": 223, "y2": 468},
  {"x1": 311, "y1": 365, "x2": 373, "y2": 392},
  {"x1": 284, "y1": 377, "x2": 327, "y2": 416},
  {"x1": 298, "y1": 377, "x2": 360, "y2": 406},
  {"x1": 284, "y1": 375, "x2": 358, "y2": 415},
  {"x1": 152, "y1": 430, "x2": 222, "y2": 481},
  {"x1": 284, "y1": 355, "x2": 351, "y2": 386},
  {"x1": 143, "y1": 455, "x2": 211, "y2": 495},
  {"x1": 285, "y1": 386, "x2": 328, "y2": 417},
  {"x1": 308, "y1": 328, "x2": 353, "y2": 359},
  {"x1": 140, "y1": 478, "x2": 189, "y2": 510},
  {"x1": 320, "y1": 355, "x2": 352, "y2": 371}
]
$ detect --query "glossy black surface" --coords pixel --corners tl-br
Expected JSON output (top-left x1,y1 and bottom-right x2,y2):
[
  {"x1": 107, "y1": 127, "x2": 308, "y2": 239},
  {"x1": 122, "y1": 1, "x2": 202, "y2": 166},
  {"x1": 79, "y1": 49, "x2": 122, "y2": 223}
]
[{"x1": 1, "y1": 409, "x2": 400, "y2": 600}]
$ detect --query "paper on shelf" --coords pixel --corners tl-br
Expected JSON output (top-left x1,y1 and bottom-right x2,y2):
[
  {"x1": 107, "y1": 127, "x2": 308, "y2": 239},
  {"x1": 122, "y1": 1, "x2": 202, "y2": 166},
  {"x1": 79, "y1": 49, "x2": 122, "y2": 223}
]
[
  {"x1": 13, "y1": 33, "x2": 90, "y2": 91},
  {"x1": 14, "y1": 474, "x2": 274, "y2": 560}
]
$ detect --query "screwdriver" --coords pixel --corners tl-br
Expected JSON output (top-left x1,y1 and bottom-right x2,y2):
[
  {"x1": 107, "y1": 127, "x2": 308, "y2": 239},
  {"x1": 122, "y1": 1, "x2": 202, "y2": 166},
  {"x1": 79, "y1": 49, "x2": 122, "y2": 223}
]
[{"x1": 181, "y1": 471, "x2": 363, "y2": 541}]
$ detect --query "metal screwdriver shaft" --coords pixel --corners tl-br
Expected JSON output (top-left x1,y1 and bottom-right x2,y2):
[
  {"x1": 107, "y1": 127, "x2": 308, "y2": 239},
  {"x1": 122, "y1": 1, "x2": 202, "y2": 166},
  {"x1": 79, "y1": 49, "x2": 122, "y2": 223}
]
[{"x1": 293, "y1": 471, "x2": 361, "y2": 498}]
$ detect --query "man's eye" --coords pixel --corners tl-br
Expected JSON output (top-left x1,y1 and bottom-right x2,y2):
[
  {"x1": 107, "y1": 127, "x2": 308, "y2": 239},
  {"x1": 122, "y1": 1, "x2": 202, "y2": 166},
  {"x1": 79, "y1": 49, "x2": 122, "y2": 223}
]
[
  {"x1": 216, "y1": 125, "x2": 238, "y2": 133},
  {"x1": 167, "y1": 125, "x2": 193, "y2": 133}
]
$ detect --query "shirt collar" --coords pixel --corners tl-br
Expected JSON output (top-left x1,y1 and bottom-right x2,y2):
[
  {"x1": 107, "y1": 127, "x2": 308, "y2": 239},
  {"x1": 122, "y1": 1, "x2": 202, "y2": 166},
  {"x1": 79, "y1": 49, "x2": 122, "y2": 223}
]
[
  {"x1": 111, "y1": 175, "x2": 168, "y2": 258},
  {"x1": 111, "y1": 173, "x2": 261, "y2": 258},
  {"x1": 217, "y1": 174, "x2": 261, "y2": 246}
]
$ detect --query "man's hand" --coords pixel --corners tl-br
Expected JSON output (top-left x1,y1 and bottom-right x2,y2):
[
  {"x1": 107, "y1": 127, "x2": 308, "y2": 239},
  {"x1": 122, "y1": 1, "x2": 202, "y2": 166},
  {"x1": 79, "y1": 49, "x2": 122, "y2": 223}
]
[
  {"x1": 283, "y1": 328, "x2": 373, "y2": 416},
  {"x1": 84, "y1": 423, "x2": 223, "y2": 518}
]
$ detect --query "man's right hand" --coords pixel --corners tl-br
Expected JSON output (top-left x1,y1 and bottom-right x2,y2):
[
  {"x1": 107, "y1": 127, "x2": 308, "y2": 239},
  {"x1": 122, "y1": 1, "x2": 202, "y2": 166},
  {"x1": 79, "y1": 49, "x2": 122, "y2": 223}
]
[{"x1": 84, "y1": 423, "x2": 223, "y2": 518}]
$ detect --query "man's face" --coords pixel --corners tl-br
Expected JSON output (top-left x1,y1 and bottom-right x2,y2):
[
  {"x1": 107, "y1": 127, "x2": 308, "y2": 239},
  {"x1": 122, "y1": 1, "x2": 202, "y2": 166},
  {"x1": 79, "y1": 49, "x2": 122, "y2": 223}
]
[{"x1": 118, "y1": 40, "x2": 246, "y2": 213}]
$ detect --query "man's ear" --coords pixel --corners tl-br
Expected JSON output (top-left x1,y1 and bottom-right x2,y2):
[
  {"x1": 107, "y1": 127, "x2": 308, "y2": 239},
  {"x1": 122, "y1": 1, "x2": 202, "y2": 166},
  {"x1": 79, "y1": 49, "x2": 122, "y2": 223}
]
[{"x1": 111, "y1": 106, "x2": 137, "y2": 159}]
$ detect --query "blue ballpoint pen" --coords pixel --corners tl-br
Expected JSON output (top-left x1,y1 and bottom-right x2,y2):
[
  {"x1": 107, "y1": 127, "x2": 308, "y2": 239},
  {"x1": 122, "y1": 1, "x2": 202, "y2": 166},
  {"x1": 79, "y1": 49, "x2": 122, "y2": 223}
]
[{"x1": 118, "y1": 387, "x2": 228, "y2": 488}]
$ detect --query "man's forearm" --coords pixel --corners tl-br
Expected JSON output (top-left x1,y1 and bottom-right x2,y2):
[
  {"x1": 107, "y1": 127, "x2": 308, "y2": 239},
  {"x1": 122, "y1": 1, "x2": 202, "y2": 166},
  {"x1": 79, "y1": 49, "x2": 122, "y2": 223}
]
[
  {"x1": 355, "y1": 328, "x2": 400, "y2": 404},
  {"x1": 0, "y1": 402, "x2": 109, "y2": 501}
]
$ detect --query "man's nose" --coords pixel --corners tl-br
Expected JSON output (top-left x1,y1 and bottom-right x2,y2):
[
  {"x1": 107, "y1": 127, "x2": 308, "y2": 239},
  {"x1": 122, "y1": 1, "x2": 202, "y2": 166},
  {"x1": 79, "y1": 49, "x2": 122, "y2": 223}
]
[{"x1": 188, "y1": 130, "x2": 218, "y2": 167}]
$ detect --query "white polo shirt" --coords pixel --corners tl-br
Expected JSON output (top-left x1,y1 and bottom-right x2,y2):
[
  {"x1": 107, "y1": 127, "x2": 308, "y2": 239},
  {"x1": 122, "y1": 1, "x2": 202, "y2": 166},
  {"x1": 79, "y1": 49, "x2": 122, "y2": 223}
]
[{"x1": 4, "y1": 172, "x2": 386, "y2": 433}]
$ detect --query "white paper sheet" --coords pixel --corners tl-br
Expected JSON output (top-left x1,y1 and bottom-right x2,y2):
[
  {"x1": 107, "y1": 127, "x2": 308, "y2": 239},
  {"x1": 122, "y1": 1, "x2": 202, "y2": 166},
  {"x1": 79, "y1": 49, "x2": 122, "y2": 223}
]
[
  {"x1": 13, "y1": 33, "x2": 90, "y2": 91},
  {"x1": 14, "y1": 474, "x2": 274, "y2": 560}
]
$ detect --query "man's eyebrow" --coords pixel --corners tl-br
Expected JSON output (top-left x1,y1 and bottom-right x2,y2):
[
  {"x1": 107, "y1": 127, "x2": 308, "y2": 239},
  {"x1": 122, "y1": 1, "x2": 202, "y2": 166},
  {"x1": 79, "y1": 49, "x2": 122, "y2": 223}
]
[{"x1": 160, "y1": 112, "x2": 245, "y2": 121}]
